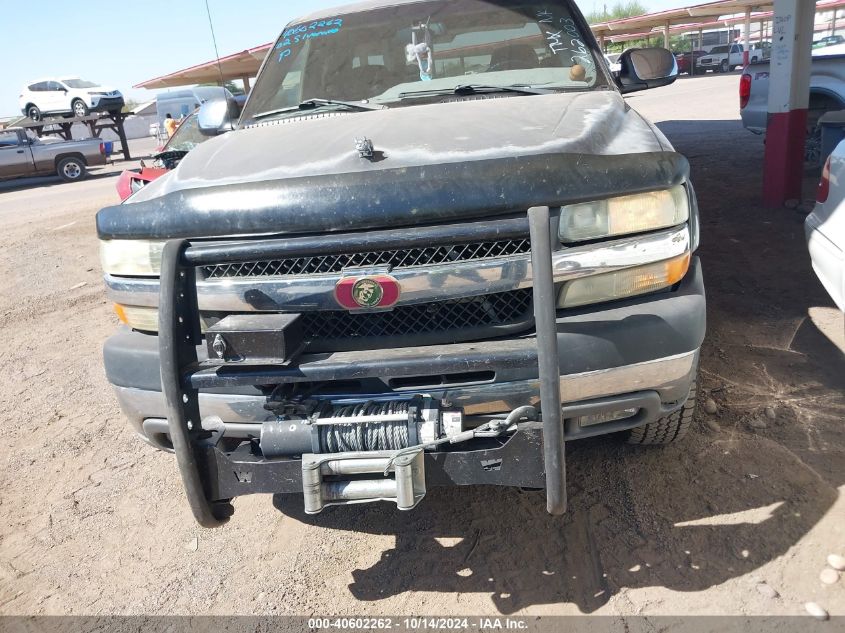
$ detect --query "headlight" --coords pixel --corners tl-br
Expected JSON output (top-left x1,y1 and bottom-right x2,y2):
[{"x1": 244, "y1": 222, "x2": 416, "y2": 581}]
[
  {"x1": 100, "y1": 240, "x2": 164, "y2": 276},
  {"x1": 558, "y1": 252, "x2": 690, "y2": 308},
  {"x1": 559, "y1": 185, "x2": 689, "y2": 243}
]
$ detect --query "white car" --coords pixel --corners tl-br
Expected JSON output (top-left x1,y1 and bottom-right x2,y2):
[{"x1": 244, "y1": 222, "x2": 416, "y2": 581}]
[
  {"x1": 19, "y1": 77, "x2": 124, "y2": 121},
  {"x1": 806, "y1": 141, "x2": 845, "y2": 312}
]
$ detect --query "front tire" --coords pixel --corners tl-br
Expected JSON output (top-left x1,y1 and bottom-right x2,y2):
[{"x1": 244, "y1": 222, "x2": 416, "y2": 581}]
[
  {"x1": 27, "y1": 105, "x2": 42, "y2": 121},
  {"x1": 624, "y1": 372, "x2": 697, "y2": 445},
  {"x1": 720, "y1": 60, "x2": 729, "y2": 73},
  {"x1": 56, "y1": 156, "x2": 87, "y2": 182},
  {"x1": 72, "y1": 99, "x2": 89, "y2": 118}
]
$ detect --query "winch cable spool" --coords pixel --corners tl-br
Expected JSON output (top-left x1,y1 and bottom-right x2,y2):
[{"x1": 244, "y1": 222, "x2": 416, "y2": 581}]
[
  {"x1": 259, "y1": 396, "x2": 535, "y2": 461},
  {"x1": 319, "y1": 400, "x2": 412, "y2": 452}
]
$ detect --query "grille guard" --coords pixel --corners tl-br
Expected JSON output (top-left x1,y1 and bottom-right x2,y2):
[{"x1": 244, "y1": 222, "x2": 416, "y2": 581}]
[{"x1": 158, "y1": 207, "x2": 567, "y2": 527}]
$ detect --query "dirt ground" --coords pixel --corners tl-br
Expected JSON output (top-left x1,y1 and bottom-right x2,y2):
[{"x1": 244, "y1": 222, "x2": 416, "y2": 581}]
[{"x1": 0, "y1": 73, "x2": 844, "y2": 617}]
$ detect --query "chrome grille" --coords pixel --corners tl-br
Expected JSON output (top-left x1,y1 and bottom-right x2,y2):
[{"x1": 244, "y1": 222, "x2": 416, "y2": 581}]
[
  {"x1": 202, "y1": 239, "x2": 531, "y2": 278},
  {"x1": 302, "y1": 289, "x2": 533, "y2": 341}
]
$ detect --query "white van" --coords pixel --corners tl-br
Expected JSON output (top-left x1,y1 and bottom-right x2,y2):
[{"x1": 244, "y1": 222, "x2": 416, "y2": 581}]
[{"x1": 155, "y1": 87, "x2": 233, "y2": 135}]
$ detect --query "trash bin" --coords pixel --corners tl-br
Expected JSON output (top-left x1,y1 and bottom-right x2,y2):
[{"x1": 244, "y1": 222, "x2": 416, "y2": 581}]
[
  {"x1": 819, "y1": 110, "x2": 845, "y2": 165},
  {"x1": 103, "y1": 141, "x2": 114, "y2": 156}
]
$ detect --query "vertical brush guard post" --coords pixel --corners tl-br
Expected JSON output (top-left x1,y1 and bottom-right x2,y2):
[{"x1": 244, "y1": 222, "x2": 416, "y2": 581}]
[
  {"x1": 159, "y1": 239, "x2": 231, "y2": 527},
  {"x1": 528, "y1": 206, "x2": 567, "y2": 515}
]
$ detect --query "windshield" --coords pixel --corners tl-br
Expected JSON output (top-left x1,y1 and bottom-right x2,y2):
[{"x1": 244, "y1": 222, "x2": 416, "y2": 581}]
[
  {"x1": 241, "y1": 0, "x2": 603, "y2": 124},
  {"x1": 709, "y1": 46, "x2": 729, "y2": 54},
  {"x1": 162, "y1": 111, "x2": 207, "y2": 153},
  {"x1": 63, "y1": 78, "x2": 100, "y2": 89}
]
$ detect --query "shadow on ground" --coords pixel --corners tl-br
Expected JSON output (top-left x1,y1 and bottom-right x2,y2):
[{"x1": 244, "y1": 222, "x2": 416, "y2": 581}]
[
  {"x1": 274, "y1": 119, "x2": 845, "y2": 613},
  {"x1": 0, "y1": 168, "x2": 119, "y2": 194}
]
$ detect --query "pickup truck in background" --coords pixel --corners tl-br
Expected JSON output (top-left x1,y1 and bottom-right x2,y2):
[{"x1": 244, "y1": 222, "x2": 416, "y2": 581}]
[
  {"x1": 740, "y1": 50, "x2": 845, "y2": 165},
  {"x1": 0, "y1": 127, "x2": 108, "y2": 182},
  {"x1": 96, "y1": 0, "x2": 705, "y2": 526},
  {"x1": 697, "y1": 43, "x2": 763, "y2": 73}
]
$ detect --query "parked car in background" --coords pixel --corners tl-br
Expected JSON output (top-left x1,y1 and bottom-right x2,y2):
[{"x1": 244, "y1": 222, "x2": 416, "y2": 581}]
[
  {"x1": 19, "y1": 77, "x2": 124, "y2": 121},
  {"x1": 675, "y1": 50, "x2": 706, "y2": 74},
  {"x1": 740, "y1": 50, "x2": 845, "y2": 164},
  {"x1": 697, "y1": 43, "x2": 761, "y2": 73},
  {"x1": 0, "y1": 127, "x2": 109, "y2": 182},
  {"x1": 155, "y1": 87, "x2": 234, "y2": 135},
  {"x1": 116, "y1": 109, "x2": 205, "y2": 200},
  {"x1": 749, "y1": 41, "x2": 771, "y2": 61},
  {"x1": 806, "y1": 140, "x2": 845, "y2": 312},
  {"x1": 814, "y1": 35, "x2": 845, "y2": 49},
  {"x1": 117, "y1": 95, "x2": 246, "y2": 200}
]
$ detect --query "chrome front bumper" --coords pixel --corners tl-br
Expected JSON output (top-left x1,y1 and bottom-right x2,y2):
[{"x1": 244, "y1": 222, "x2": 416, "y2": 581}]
[{"x1": 113, "y1": 349, "x2": 699, "y2": 450}]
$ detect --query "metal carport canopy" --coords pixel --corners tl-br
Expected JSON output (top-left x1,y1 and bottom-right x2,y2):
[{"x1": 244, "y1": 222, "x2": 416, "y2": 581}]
[
  {"x1": 590, "y1": 0, "x2": 775, "y2": 40},
  {"x1": 602, "y1": 0, "x2": 845, "y2": 44},
  {"x1": 133, "y1": 43, "x2": 271, "y2": 89}
]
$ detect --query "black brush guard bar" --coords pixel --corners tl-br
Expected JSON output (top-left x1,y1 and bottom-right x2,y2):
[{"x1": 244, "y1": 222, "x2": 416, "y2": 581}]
[{"x1": 158, "y1": 209, "x2": 566, "y2": 527}]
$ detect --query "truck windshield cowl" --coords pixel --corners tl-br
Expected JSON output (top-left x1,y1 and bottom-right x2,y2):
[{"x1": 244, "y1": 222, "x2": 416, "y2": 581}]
[{"x1": 240, "y1": 0, "x2": 603, "y2": 125}]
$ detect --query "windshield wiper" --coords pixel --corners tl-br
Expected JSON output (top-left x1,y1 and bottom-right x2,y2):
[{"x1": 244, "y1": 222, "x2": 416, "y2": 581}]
[
  {"x1": 398, "y1": 84, "x2": 553, "y2": 99},
  {"x1": 252, "y1": 98, "x2": 385, "y2": 120}
]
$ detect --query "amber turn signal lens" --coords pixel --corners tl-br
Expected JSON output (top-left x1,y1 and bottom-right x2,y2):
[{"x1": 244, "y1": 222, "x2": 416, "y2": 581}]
[
  {"x1": 558, "y1": 252, "x2": 691, "y2": 308},
  {"x1": 112, "y1": 304, "x2": 160, "y2": 332}
]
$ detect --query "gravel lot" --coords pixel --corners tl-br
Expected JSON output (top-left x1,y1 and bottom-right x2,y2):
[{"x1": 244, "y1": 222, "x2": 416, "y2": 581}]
[{"x1": 0, "y1": 73, "x2": 844, "y2": 617}]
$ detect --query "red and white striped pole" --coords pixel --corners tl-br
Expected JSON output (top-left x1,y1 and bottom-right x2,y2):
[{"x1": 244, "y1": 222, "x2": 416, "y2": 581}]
[{"x1": 762, "y1": 0, "x2": 816, "y2": 207}]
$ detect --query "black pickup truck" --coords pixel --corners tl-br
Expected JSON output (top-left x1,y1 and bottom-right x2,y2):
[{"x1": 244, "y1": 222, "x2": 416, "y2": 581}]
[{"x1": 97, "y1": 0, "x2": 704, "y2": 526}]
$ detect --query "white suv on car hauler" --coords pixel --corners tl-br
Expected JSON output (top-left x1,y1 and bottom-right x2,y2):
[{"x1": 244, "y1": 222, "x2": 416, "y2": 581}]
[{"x1": 19, "y1": 77, "x2": 124, "y2": 121}]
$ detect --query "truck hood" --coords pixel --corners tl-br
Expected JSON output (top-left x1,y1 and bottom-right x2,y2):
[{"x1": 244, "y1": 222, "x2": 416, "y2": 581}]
[
  {"x1": 132, "y1": 91, "x2": 668, "y2": 200},
  {"x1": 98, "y1": 91, "x2": 685, "y2": 239}
]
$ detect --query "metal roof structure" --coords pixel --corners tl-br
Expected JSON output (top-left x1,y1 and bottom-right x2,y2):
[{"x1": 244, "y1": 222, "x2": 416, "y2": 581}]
[
  {"x1": 133, "y1": 43, "x2": 271, "y2": 89},
  {"x1": 590, "y1": 0, "x2": 773, "y2": 40},
  {"x1": 603, "y1": 0, "x2": 845, "y2": 43},
  {"x1": 592, "y1": 0, "x2": 843, "y2": 42}
]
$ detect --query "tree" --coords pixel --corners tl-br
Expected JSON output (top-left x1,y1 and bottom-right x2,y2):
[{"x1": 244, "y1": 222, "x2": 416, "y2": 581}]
[
  {"x1": 585, "y1": 1, "x2": 670, "y2": 53},
  {"x1": 585, "y1": 1, "x2": 648, "y2": 25}
]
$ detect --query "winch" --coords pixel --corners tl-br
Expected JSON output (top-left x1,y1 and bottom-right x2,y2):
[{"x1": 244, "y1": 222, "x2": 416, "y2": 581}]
[
  {"x1": 259, "y1": 395, "x2": 464, "y2": 458},
  {"x1": 255, "y1": 394, "x2": 529, "y2": 514}
]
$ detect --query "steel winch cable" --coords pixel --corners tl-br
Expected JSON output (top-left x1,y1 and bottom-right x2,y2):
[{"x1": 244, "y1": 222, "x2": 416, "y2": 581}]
[
  {"x1": 381, "y1": 405, "x2": 537, "y2": 474},
  {"x1": 319, "y1": 400, "x2": 411, "y2": 453}
]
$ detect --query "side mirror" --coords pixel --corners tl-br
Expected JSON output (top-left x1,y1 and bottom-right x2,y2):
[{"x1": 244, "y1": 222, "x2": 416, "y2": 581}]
[
  {"x1": 197, "y1": 97, "x2": 239, "y2": 136},
  {"x1": 617, "y1": 48, "x2": 678, "y2": 94}
]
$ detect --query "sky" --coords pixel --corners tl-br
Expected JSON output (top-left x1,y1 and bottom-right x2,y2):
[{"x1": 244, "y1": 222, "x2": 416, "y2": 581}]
[{"x1": 0, "y1": 0, "x2": 684, "y2": 117}]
